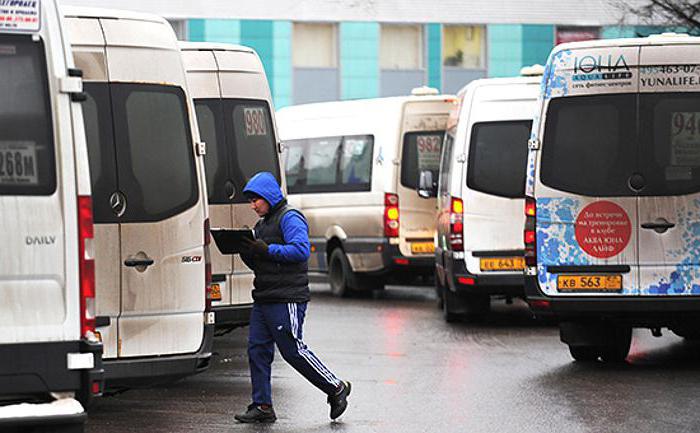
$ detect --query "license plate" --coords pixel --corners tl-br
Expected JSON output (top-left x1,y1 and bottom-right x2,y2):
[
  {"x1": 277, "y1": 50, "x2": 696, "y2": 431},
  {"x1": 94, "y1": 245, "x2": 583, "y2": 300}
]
[
  {"x1": 557, "y1": 275, "x2": 623, "y2": 292},
  {"x1": 479, "y1": 257, "x2": 525, "y2": 272},
  {"x1": 210, "y1": 282, "x2": 223, "y2": 301},
  {"x1": 411, "y1": 242, "x2": 435, "y2": 254}
]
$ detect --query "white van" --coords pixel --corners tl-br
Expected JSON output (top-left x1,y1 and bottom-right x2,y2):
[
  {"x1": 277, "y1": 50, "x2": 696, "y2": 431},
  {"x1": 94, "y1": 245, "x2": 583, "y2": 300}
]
[
  {"x1": 435, "y1": 72, "x2": 541, "y2": 321},
  {"x1": 277, "y1": 90, "x2": 454, "y2": 296},
  {"x1": 180, "y1": 42, "x2": 284, "y2": 331},
  {"x1": 63, "y1": 7, "x2": 214, "y2": 386},
  {"x1": 525, "y1": 34, "x2": 700, "y2": 361},
  {"x1": 0, "y1": 0, "x2": 103, "y2": 426}
]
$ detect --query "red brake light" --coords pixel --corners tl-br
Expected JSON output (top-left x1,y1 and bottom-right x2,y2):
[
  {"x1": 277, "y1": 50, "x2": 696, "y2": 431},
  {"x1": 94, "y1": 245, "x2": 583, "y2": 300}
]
[
  {"x1": 458, "y1": 276, "x2": 475, "y2": 285},
  {"x1": 78, "y1": 195, "x2": 96, "y2": 340},
  {"x1": 204, "y1": 218, "x2": 212, "y2": 311},
  {"x1": 524, "y1": 196, "x2": 537, "y2": 267},
  {"x1": 449, "y1": 197, "x2": 464, "y2": 251},
  {"x1": 384, "y1": 193, "x2": 400, "y2": 238}
]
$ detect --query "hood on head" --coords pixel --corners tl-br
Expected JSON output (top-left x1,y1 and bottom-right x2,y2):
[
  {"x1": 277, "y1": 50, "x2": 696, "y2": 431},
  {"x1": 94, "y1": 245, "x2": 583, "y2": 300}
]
[{"x1": 243, "y1": 172, "x2": 284, "y2": 207}]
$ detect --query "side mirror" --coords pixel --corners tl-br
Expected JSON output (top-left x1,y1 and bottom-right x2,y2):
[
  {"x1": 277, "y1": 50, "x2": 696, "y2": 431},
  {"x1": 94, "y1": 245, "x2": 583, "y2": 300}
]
[{"x1": 418, "y1": 170, "x2": 437, "y2": 198}]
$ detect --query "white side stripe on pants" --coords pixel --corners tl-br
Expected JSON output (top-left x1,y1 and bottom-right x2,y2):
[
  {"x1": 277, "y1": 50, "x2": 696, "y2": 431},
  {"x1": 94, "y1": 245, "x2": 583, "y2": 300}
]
[{"x1": 287, "y1": 303, "x2": 340, "y2": 387}]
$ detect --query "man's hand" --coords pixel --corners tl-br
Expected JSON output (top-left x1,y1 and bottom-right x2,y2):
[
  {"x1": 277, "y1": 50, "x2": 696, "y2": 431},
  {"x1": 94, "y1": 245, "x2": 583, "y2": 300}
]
[{"x1": 242, "y1": 238, "x2": 269, "y2": 256}]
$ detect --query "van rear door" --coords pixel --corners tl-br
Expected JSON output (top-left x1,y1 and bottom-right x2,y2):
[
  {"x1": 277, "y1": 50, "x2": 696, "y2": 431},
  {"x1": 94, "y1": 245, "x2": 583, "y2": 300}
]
[
  {"x1": 536, "y1": 92, "x2": 639, "y2": 296},
  {"x1": 462, "y1": 83, "x2": 535, "y2": 275},
  {"x1": 396, "y1": 100, "x2": 449, "y2": 257},
  {"x1": 0, "y1": 32, "x2": 72, "y2": 343},
  {"x1": 636, "y1": 45, "x2": 700, "y2": 296}
]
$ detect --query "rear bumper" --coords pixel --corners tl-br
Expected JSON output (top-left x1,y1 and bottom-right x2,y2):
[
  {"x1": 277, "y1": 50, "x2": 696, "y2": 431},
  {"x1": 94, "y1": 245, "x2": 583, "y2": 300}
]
[
  {"x1": 0, "y1": 340, "x2": 103, "y2": 404},
  {"x1": 104, "y1": 323, "x2": 214, "y2": 388},
  {"x1": 381, "y1": 243, "x2": 434, "y2": 275},
  {"x1": 525, "y1": 275, "x2": 700, "y2": 326},
  {"x1": 214, "y1": 303, "x2": 252, "y2": 329},
  {"x1": 441, "y1": 252, "x2": 525, "y2": 296},
  {"x1": 0, "y1": 412, "x2": 86, "y2": 432}
]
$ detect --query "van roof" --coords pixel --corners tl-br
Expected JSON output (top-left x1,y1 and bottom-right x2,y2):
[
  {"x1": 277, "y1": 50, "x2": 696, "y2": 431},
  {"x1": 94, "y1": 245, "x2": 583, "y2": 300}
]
[
  {"x1": 455, "y1": 75, "x2": 542, "y2": 96},
  {"x1": 552, "y1": 33, "x2": 700, "y2": 54},
  {"x1": 61, "y1": 6, "x2": 167, "y2": 25},
  {"x1": 277, "y1": 94, "x2": 456, "y2": 120},
  {"x1": 178, "y1": 41, "x2": 255, "y2": 54}
]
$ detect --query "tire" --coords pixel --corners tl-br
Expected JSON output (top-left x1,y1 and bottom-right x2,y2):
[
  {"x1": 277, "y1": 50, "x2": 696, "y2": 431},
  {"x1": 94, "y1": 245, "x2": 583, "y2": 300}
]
[
  {"x1": 442, "y1": 288, "x2": 459, "y2": 323},
  {"x1": 328, "y1": 248, "x2": 354, "y2": 297},
  {"x1": 568, "y1": 345, "x2": 599, "y2": 362},
  {"x1": 435, "y1": 273, "x2": 444, "y2": 310},
  {"x1": 463, "y1": 294, "x2": 490, "y2": 318},
  {"x1": 600, "y1": 327, "x2": 632, "y2": 363}
]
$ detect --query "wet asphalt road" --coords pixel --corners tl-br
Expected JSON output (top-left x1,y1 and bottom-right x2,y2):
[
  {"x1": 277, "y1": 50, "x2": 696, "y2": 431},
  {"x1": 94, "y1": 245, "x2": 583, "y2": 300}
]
[{"x1": 86, "y1": 283, "x2": 700, "y2": 433}]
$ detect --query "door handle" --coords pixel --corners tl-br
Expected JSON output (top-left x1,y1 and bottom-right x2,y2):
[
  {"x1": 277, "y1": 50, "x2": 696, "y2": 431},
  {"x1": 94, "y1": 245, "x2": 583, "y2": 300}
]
[
  {"x1": 124, "y1": 258, "x2": 154, "y2": 268},
  {"x1": 641, "y1": 219, "x2": 675, "y2": 233}
]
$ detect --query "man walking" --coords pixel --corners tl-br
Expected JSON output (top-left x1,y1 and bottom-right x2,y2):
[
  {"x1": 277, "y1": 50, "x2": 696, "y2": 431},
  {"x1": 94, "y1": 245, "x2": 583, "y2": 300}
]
[{"x1": 234, "y1": 171, "x2": 351, "y2": 423}]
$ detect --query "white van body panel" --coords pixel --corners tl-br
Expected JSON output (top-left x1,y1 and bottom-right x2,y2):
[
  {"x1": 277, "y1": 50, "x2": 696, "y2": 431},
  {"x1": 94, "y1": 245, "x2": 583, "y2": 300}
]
[
  {"x1": 65, "y1": 8, "x2": 207, "y2": 359},
  {"x1": 278, "y1": 95, "x2": 453, "y2": 274},
  {"x1": 529, "y1": 35, "x2": 700, "y2": 298},
  {"x1": 181, "y1": 42, "x2": 282, "y2": 311},
  {"x1": 451, "y1": 78, "x2": 540, "y2": 276},
  {"x1": 0, "y1": 1, "x2": 85, "y2": 345}
]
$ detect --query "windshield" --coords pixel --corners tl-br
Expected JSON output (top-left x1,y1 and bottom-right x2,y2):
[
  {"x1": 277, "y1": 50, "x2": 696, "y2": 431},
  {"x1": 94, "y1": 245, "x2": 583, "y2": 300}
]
[
  {"x1": 467, "y1": 121, "x2": 531, "y2": 198},
  {"x1": 0, "y1": 34, "x2": 55, "y2": 196},
  {"x1": 401, "y1": 131, "x2": 445, "y2": 190}
]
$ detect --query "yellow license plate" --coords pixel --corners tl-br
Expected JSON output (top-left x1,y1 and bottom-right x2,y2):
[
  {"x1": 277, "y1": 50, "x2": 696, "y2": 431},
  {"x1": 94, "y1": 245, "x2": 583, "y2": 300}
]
[
  {"x1": 479, "y1": 257, "x2": 525, "y2": 271},
  {"x1": 210, "y1": 283, "x2": 222, "y2": 301},
  {"x1": 557, "y1": 275, "x2": 622, "y2": 292},
  {"x1": 411, "y1": 242, "x2": 435, "y2": 254}
]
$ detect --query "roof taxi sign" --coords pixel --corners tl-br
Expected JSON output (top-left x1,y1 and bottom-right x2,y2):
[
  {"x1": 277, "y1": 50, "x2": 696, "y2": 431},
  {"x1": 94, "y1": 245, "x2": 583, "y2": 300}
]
[{"x1": 0, "y1": 0, "x2": 40, "y2": 32}]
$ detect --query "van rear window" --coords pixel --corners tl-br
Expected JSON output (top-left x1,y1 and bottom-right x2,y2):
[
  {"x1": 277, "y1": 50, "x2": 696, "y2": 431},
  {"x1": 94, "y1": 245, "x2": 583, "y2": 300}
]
[
  {"x1": 0, "y1": 35, "x2": 55, "y2": 196},
  {"x1": 401, "y1": 131, "x2": 444, "y2": 190},
  {"x1": 285, "y1": 135, "x2": 374, "y2": 194},
  {"x1": 194, "y1": 99, "x2": 280, "y2": 204},
  {"x1": 540, "y1": 94, "x2": 637, "y2": 197}
]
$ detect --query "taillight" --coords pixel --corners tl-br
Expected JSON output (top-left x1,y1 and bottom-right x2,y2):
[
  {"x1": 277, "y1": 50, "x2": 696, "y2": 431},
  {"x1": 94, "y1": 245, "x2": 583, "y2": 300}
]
[
  {"x1": 78, "y1": 196, "x2": 96, "y2": 340},
  {"x1": 204, "y1": 218, "x2": 212, "y2": 311},
  {"x1": 384, "y1": 193, "x2": 400, "y2": 238},
  {"x1": 449, "y1": 197, "x2": 464, "y2": 251},
  {"x1": 524, "y1": 196, "x2": 537, "y2": 267}
]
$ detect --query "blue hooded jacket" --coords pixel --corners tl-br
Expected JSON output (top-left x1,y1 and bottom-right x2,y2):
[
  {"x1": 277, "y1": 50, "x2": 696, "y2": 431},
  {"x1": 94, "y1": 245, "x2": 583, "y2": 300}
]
[{"x1": 243, "y1": 172, "x2": 310, "y2": 263}]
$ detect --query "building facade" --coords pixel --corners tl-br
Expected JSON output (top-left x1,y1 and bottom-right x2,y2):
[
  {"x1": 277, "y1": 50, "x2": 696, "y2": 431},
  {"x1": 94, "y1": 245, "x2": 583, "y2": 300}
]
[{"x1": 64, "y1": 0, "x2": 651, "y2": 107}]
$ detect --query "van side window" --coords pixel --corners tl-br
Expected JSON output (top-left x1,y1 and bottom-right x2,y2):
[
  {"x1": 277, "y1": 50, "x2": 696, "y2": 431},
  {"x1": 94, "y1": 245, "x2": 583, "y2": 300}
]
[
  {"x1": 467, "y1": 121, "x2": 531, "y2": 198},
  {"x1": 285, "y1": 135, "x2": 374, "y2": 194},
  {"x1": 438, "y1": 130, "x2": 455, "y2": 196},
  {"x1": 0, "y1": 35, "x2": 55, "y2": 196},
  {"x1": 401, "y1": 131, "x2": 444, "y2": 189},
  {"x1": 540, "y1": 94, "x2": 636, "y2": 196}
]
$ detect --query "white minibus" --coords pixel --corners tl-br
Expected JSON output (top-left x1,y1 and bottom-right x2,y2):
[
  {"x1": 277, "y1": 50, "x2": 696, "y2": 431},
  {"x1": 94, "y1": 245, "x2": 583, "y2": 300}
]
[
  {"x1": 277, "y1": 89, "x2": 454, "y2": 296},
  {"x1": 525, "y1": 34, "x2": 700, "y2": 361},
  {"x1": 0, "y1": 0, "x2": 102, "y2": 428},
  {"x1": 180, "y1": 42, "x2": 284, "y2": 332},
  {"x1": 64, "y1": 7, "x2": 214, "y2": 387},
  {"x1": 435, "y1": 71, "x2": 542, "y2": 321}
]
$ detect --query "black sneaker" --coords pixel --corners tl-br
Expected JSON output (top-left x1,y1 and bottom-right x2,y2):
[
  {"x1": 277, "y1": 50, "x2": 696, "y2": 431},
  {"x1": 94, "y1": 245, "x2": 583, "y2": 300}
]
[
  {"x1": 234, "y1": 403, "x2": 277, "y2": 423},
  {"x1": 327, "y1": 381, "x2": 351, "y2": 420}
]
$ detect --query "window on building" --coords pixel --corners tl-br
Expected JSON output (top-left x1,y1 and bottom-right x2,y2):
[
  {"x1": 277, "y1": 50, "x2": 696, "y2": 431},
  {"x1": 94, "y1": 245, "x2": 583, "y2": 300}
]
[
  {"x1": 380, "y1": 24, "x2": 423, "y2": 70},
  {"x1": 556, "y1": 27, "x2": 599, "y2": 45},
  {"x1": 167, "y1": 20, "x2": 188, "y2": 41},
  {"x1": 293, "y1": 23, "x2": 338, "y2": 68},
  {"x1": 442, "y1": 25, "x2": 485, "y2": 69}
]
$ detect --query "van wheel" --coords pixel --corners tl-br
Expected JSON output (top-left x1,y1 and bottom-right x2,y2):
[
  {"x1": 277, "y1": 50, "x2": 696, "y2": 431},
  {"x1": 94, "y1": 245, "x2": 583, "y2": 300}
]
[
  {"x1": 600, "y1": 327, "x2": 632, "y2": 363},
  {"x1": 435, "y1": 274, "x2": 444, "y2": 310},
  {"x1": 568, "y1": 345, "x2": 600, "y2": 362},
  {"x1": 463, "y1": 294, "x2": 490, "y2": 318},
  {"x1": 442, "y1": 288, "x2": 460, "y2": 323},
  {"x1": 328, "y1": 248, "x2": 354, "y2": 297}
]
